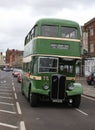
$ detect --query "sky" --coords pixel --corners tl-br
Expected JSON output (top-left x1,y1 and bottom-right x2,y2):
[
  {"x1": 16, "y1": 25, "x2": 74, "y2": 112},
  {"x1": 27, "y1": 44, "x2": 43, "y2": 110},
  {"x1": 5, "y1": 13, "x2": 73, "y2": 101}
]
[{"x1": 0, "y1": 0, "x2": 95, "y2": 53}]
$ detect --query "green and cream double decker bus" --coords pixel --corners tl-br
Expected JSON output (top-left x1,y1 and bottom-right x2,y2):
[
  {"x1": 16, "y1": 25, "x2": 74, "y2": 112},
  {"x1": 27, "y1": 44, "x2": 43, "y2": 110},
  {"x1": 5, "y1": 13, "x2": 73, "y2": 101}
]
[{"x1": 21, "y1": 18, "x2": 83, "y2": 107}]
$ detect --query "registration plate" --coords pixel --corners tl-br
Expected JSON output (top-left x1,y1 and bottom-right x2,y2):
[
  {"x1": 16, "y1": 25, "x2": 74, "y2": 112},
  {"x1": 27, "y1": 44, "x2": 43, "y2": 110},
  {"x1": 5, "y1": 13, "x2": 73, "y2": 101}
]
[{"x1": 52, "y1": 99, "x2": 63, "y2": 103}]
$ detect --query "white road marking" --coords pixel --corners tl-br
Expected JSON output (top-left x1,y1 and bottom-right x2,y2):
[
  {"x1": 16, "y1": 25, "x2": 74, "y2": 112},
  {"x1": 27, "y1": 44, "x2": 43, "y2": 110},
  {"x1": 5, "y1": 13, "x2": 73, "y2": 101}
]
[
  {"x1": 14, "y1": 93, "x2": 18, "y2": 99},
  {"x1": 0, "y1": 92, "x2": 12, "y2": 95},
  {"x1": 0, "y1": 78, "x2": 25, "y2": 130},
  {"x1": 16, "y1": 102, "x2": 22, "y2": 115},
  {"x1": 0, "y1": 102, "x2": 14, "y2": 106},
  {"x1": 0, "y1": 80, "x2": 6, "y2": 83},
  {"x1": 0, "y1": 78, "x2": 24, "y2": 129},
  {"x1": 12, "y1": 82, "x2": 14, "y2": 86},
  {"x1": 0, "y1": 87, "x2": 11, "y2": 89},
  {"x1": 0, "y1": 89, "x2": 12, "y2": 92},
  {"x1": 0, "y1": 96, "x2": 13, "y2": 99},
  {"x1": 76, "y1": 108, "x2": 88, "y2": 116},
  {"x1": 0, "y1": 109, "x2": 16, "y2": 114},
  {"x1": 82, "y1": 95, "x2": 95, "y2": 101},
  {"x1": 0, "y1": 122, "x2": 18, "y2": 129},
  {"x1": 13, "y1": 86, "x2": 15, "y2": 92},
  {"x1": 20, "y1": 121, "x2": 26, "y2": 130},
  {"x1": 4, "y1": 80, "x2": 6, "y2": 83}
]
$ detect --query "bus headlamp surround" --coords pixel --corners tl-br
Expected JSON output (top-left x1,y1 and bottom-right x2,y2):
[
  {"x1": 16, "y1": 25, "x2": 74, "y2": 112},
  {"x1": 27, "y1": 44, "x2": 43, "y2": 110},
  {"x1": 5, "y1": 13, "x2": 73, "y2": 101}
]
[
  {"x1": 68, "y1": 83, "x2": 74, "y2": 91},
  {"x1": 43, "y1": 84, "x2": 49, "y2": 90}
]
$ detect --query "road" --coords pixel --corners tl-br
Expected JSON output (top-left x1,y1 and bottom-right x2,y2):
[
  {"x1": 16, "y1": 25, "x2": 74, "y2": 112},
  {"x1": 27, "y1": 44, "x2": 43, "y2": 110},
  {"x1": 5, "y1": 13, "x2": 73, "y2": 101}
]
[{"x1": 0, "y1": 70, "x2": 95, "y2": 130}]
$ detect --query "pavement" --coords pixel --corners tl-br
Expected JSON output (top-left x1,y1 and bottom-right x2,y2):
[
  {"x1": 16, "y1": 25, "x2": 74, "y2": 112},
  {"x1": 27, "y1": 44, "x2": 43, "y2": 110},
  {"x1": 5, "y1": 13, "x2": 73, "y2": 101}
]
[{"x1": 77, "y1": 77, "x2": 95, "y2": 98}]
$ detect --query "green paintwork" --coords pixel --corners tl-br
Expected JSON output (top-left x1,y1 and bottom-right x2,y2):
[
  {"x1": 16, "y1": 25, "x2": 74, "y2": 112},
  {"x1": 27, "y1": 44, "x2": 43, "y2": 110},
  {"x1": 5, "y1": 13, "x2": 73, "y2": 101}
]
[{"x1": 66, "y1": 83, "x2": 83, "y2": 96}]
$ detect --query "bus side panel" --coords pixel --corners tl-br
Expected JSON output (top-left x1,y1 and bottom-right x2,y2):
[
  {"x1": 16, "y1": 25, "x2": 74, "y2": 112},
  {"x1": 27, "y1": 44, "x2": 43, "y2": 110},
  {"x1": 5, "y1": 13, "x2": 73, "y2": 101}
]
[{"x1": 21, "y1": 74, "x2": 30, "y2": 98}]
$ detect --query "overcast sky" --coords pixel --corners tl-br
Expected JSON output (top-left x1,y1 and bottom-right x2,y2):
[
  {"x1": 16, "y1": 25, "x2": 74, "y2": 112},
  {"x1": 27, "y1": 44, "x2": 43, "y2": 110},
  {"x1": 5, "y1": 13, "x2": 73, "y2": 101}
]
[{"x1": 0, "y1": 0, "x2": 95, "y2": 53}]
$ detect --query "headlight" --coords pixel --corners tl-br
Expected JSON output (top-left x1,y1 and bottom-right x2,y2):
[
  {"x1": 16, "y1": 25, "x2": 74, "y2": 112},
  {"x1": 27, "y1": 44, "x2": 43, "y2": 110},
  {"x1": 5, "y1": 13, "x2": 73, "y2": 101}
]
[
  {"x1": 68, "y1": 83, "x2": 74, "y2": 91},
  {"x1": 43, "y1": 84, "x2": 49, "y2": 90}
]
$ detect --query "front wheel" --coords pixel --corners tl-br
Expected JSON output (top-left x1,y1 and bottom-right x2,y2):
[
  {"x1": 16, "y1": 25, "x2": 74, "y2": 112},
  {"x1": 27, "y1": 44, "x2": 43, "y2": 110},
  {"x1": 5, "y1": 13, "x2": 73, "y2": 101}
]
[
  {"x1": 30, "y1": 93, "x2": 38, "y2": 107},
  {"x1": 72, "y1": 95, "x2": 81, "y2": 108},
  {"x1": 90, "y1": 80, "x2": 95, "y2": 85}
]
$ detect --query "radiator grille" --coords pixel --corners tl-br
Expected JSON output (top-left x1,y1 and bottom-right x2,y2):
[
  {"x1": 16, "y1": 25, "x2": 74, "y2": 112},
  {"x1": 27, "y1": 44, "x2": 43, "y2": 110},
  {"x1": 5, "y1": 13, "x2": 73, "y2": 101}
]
[{"x1": 51, "y1": 74, "x2": 66, "y2": 99}]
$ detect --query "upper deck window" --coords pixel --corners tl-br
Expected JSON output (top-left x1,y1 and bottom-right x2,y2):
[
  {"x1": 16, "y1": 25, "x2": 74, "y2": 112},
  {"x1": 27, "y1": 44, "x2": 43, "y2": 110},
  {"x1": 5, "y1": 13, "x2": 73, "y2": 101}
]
[
  {"x1": 41, "y1": 25, "x2": 58, "y2": 37},
  {"x1": 61, "y1": 27, "x2": 77, "y2": 39},
  {"x1": 24, "y1": 25, "x2": 38, "y2": 45}
]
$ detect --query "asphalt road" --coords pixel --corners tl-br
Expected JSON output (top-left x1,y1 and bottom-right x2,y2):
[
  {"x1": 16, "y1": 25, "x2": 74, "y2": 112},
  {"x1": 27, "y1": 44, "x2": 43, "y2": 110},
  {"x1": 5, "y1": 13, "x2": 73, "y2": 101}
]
[{"x1": 0, "y1": 70, "x2": 95, "y2": 130}]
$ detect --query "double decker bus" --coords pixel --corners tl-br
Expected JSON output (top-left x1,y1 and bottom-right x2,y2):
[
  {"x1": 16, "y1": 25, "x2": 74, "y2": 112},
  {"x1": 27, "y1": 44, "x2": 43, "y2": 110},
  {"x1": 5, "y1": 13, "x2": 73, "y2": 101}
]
[{"x1": 21, "y1": 18, "x2": 83, "y2": 107}]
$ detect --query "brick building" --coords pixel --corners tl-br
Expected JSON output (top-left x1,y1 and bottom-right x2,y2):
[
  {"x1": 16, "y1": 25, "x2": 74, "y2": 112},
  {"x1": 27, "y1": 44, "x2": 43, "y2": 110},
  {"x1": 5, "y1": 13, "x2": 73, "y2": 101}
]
[
  {"x1": 6, "y1": 49, "x2": 23, "y2": 68},
  {"x1": 84, "y1": 18, "x2": 95, "y2": 57},
  {"x1": 82, "y1": 18, "x2": 95, "y2": 76}
]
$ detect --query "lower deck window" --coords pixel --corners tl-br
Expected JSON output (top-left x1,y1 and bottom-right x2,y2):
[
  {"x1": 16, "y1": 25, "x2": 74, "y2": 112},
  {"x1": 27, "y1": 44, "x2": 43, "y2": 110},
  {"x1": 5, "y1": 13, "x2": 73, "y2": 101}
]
[{"x1": 39, "y1": 57, "x2": 58, "y2": 73}]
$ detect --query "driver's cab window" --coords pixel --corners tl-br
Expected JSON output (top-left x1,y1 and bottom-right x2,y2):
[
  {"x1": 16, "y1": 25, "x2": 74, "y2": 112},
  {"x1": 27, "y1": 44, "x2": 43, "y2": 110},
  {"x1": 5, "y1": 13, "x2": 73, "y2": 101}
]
[
  {"x1": 59, "y1": 58, "x2": 75, "y2": 75},
  {"x1": 60, "y1": 65, "x2": 73, "y2": 73}
]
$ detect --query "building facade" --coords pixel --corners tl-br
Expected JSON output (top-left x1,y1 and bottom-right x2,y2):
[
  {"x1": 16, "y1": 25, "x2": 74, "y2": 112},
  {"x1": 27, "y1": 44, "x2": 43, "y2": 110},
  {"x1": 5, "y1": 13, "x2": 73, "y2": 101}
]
[
  {"x1": 84, "y1": 18, "x2": 95, "y2": 57},
  {"x1": 6, "y1": 49, "x2": 23, "y2": 68},
  {"x1": 83, "y1": 18, "x2": 95, "y2": 76},
  {"x1": 0, "y1": 52, "x2": 5, "y2": 67}
]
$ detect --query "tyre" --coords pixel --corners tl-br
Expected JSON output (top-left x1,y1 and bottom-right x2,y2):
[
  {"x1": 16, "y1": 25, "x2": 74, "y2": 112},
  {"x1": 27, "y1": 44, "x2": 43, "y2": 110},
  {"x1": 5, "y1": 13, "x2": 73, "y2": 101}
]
[
  {"x1": 87, "y1": 82, "x2": 91, "y2": 85},
  {"x1": 72, "y1": 95, "x2": 81, "y2": 108},
  {"x1": 87, "y1": 81, "x2": 91, "y2": 85},
  {"x1": 91, "y1": 80, "x2": 94, "y2": 85},
  {"x1": 30, "y1": 93, "x2": 38, "y2": 107}
]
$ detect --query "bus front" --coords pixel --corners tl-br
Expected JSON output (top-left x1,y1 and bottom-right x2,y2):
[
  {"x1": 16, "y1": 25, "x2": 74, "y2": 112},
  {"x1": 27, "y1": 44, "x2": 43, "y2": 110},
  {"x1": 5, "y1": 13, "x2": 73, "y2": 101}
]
[{"x1": 22, "y1": 18, "x2": 83, "y2": 108}]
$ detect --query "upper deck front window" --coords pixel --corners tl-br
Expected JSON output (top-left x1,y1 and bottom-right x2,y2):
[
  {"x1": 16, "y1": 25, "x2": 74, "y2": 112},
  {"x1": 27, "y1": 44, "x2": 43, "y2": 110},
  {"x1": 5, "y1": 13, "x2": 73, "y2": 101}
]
[
  {"x1": 61, "y1": 27, "x2": 77, "y2": 39},
  {"x1": 41, "y1": 25, "x2": 58, "y2": 37}
]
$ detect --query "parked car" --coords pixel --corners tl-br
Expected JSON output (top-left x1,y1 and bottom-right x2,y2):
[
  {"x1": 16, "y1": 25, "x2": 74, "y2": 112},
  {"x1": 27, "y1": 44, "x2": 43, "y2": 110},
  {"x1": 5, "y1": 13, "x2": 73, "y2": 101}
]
[
  {"x1": 17, "y1": 73, "x2": 22, "y2": 83},
  {"x1": 6, "y1": 67, "x2": 13, "y2": 72},
  {"x1": 87, "y1": 72, "x2": 95, "y2": 85},
  {"x1": 13, "y1": 69, "x2": 22, "y2": 77}
]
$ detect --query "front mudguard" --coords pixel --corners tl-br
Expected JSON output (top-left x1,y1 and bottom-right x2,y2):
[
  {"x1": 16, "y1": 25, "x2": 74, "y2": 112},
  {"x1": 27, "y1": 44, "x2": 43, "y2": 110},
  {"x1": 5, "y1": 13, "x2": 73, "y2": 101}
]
[
  {"x1": 30, "y1": 80, "x2": 49, "y2": 95},
  {"x1": 66, "y1": 82, "x2": 83, "y2": 96}
]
